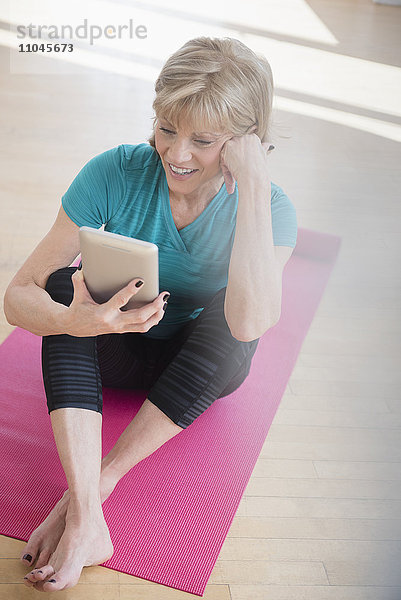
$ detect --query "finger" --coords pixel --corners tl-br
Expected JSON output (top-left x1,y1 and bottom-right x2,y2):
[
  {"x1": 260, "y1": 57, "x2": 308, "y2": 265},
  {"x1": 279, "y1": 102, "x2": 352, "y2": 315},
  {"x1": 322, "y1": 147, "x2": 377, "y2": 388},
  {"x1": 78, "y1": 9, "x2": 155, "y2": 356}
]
[
  {"x1": 225, "y1": 174, "x2": 236, "y2": 195},
  {"x1": 262, "y1": 143, "x2": 275, "y2": 153},
  {"x1": 106, "y1": 278, "x2": 145, "y2": 310},
  {"x1": 120, "y1": 290, "x2": 168, "y2": 327},
  {"x1": 221, "y1": 163, "x2": 236, "y2": 195},
  {"x1": 71, "y1": 267, "x2": 83, "y2": 281},
  {"x1": 71, "y1": 269, "x2": 97, "y2": 303},
  {"x1": 71, "y1": 268, "x2": 85, "y2": 293},
  {"x1": 220, "y1": 142, "x2": 237, "y2": 194},
  {"x1": 71, "y1": 267, "x2": 87, "y2": 284},
  {"x1": 141, "y1": 297, "x2": 169, "y2": 331},
  {"x1": 135, "y1": 303, "x2": 166, "y2": 333}
]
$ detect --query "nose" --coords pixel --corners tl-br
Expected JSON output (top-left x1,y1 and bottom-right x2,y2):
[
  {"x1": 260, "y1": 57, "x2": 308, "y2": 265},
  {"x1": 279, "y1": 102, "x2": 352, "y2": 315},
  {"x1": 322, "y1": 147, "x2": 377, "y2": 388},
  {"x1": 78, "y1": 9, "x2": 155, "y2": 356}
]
[{"x1": 167, "y1": 137, "x2": 192, "y2": 165}]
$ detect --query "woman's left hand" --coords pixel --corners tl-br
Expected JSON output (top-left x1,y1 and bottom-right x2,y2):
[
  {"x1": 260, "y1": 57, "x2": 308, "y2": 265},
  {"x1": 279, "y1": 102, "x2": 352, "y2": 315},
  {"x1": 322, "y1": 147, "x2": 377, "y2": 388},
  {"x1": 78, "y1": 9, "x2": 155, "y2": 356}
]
[{"x1": 220, "y1": 132, "x2": 273, "y2": 195}]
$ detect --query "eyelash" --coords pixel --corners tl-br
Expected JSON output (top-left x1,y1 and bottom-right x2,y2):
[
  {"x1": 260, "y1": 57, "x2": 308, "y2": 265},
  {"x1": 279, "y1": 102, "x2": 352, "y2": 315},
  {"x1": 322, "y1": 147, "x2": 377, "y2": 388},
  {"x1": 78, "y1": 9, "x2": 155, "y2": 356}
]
[{"x1": 159, "y1": 127, "x2": 213, "y2": 146}]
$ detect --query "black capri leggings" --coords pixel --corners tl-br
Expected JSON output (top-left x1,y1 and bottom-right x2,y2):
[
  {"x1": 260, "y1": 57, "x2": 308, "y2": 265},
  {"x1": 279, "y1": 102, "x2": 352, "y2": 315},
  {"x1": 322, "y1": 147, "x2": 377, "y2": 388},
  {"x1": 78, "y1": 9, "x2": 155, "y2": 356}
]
[{"x1": 41, "y1": 267, "x2": 260, "y2": 429}]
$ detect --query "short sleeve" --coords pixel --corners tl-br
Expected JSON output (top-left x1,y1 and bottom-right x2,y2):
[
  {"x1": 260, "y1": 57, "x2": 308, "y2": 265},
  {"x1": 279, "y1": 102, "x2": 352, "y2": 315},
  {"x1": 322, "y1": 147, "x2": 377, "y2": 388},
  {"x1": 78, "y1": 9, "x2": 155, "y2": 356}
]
[
  {"x1": 61, "y1": 145, "x2": 126, "y2": 228},
  {"x1": 270, "y1": 182, "x2": 298, "y2": 248}
]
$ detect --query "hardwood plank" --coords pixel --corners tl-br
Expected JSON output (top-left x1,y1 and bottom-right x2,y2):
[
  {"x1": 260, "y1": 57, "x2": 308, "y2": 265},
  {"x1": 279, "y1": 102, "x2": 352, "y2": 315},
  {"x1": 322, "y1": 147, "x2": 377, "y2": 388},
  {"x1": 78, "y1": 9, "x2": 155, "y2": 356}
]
[
  {"x1": 386, "y1": 399, "x2": 401, "y2": 413},
  {"x1": 229, "y1": 584, "x2": 401, "y2": 600},
  {"x1": 325, "y1": 558, "x2": 401, "y2": 586},
  {"x1": 260, "y1": 440, "x2": 401, "y2": 461},
  {"x1": 290, "y1": 359, "x2": 401, "y2": 384},
  {"x1": 0, "y1": 537, "x2": 25, "y2": 560},
  {"x1": 251, "y1": 458, "x2": 317, "y2": 479},
  {"x1": 297, "y1": 333, "x2": 401, "y2": 359},
  {"x1": 266, "y1": 423, "x2": 393, "y2": 445},
  {"x1": 274, "y1": 408, "x2": 401, "y2": 428},
  {"x1": 0, "y1": 559, "x2": 118, "y2": 585},
  {"x1": 293, "y1": 353, "x2": 400, "y2": 384},
  {"x1": 289, "y1": 380, "x2": 400, "y2": 400},
  {"x1": 0, "y1": 582, "x2": 120, "y2": 599},
  {"x1": 219, "y1": 537, "x2": 401, "y2": 563},
  {"x1": 245, "y1": 477, "x2": 401, "y2": 500},
  {"x1": 227, "y1": 516, "x2": 401, "y2": 541},
  {"x1": 119, "y1": 583, "x2": 231, "y2": 598},
  {"x1": 243, "y1": 496, "x2": 401, "y2": 519},
  {"x1": 208, "y1": 559, "x2": 328, "y2": 585},
  {"x1": 281, "y1": 395, "x2": 390, "y2": 414},
  {"x1": 313, "y1": 461, "x2": 401, "y2": 481}
]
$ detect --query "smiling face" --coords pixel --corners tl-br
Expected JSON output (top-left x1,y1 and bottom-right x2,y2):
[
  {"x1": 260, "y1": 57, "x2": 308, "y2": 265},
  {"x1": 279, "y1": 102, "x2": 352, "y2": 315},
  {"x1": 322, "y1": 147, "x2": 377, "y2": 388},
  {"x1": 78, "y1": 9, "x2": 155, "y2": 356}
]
[{"x1": 154, "y1": 115, "x2": 231, "y2": 203}]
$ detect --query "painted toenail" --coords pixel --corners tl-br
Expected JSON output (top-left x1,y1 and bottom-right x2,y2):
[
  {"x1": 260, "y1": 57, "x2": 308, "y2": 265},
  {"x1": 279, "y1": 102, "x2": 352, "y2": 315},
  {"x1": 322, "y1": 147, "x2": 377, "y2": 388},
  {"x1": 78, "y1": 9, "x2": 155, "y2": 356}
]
[{"x1": 23, "y1": 554, "x2": 32, "y2": 562}]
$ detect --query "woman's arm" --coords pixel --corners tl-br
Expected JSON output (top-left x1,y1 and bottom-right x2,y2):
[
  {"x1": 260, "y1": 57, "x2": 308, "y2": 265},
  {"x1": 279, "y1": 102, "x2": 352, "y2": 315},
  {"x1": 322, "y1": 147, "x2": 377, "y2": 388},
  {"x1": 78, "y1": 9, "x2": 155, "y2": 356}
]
[
  {"x1": 4, "y1": 206, "x2": 168, "y2": 337},
  {"x1": 224, "y1": 177, "x2": 282, "y2": 342},
  {"x1": 220, "y1": 134, "x2": 293, "y2": 342},
  {"x1": 3, "y1": 206, "x2": 81, "y2": 336}
]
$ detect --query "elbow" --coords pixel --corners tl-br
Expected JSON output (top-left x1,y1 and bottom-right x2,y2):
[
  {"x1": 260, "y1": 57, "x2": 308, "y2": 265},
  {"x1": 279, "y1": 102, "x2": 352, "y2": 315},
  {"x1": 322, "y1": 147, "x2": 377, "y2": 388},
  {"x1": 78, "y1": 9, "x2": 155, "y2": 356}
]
[
  {"x1": 3, "y1": 287, "x2": 18, "y2": 326},
  {"x1": 229, "y1": 311, "x2": 281, "y2": 343},
  {"x1": 231, "y1": 331, "x2": 260, "y2": 343},
  {"x1": 3, "y1": 301, "x2": 14, "y2": 327}
]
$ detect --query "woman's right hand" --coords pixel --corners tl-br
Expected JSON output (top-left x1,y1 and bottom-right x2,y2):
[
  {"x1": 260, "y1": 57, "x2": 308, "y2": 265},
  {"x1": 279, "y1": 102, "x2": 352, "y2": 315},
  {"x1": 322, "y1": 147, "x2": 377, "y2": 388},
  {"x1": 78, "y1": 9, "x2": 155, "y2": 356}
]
[{"x1": 65, "y1": 268, "x2": 169, "y2": 337}]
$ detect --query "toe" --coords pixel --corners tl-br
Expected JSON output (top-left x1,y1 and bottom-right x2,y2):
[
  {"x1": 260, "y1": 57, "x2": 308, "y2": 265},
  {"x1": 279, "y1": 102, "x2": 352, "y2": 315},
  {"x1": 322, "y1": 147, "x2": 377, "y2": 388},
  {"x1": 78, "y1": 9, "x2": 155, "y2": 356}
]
[
  {"x1": 35, "y1": 551, "x2": 52, "y2": 570},
  {"x1": 37, "y1": 577, "x2": 65, "y2": 593},
  {"x1": 27, "y1": 564, "x2": 55, "y2": 582},
  {"x1": 28, "y1": 568, "x2": 44, "y2": 582},
  {"x1": 23, "y1": 576, "x2": 35, "y2": 588},
  {"x1": 43, "y1": 579, "x2": 61, "y2": 591},
  {"x1": 21, "y1": 536, "x2": 41, "y2": 566},
  {"x1": 40, "y1": 565, "x2": 80, "y2": 592},
  {"x1": 31, "y1": 568, "x2": 48, "y2": 582},
  {"x1": 21, "y1": 549, "x2": 36, "y2": 566}
]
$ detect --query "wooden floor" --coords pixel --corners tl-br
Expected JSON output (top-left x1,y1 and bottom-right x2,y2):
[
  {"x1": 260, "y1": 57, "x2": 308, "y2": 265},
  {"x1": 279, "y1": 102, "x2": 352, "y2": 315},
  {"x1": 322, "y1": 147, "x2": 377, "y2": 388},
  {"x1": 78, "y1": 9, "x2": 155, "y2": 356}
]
[{"x1": 1, "y1": 0, "x2": 401, "y2": 598}]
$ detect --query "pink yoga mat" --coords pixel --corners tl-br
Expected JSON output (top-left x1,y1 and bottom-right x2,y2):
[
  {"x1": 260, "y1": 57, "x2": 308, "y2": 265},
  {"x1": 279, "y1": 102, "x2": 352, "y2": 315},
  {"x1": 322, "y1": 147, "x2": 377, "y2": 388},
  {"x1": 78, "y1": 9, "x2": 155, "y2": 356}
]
[{"x1": 0, "y1": 227, "x2": 341, "y2": 595}]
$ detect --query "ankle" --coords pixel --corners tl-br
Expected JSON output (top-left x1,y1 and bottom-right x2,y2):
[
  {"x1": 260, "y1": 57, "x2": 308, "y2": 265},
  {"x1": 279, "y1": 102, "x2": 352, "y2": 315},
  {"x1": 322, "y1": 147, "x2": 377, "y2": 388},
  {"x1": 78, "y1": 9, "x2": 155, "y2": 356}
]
[
  {"x1": 66, "y1": 506, "x2": 105, "y2": 532},
  {"x1": 101, "y1": 458, "x2": 125, "y2": 489},
  {"x1": 68, "y1": 493, "x2": 102, "y2": 515},
  {"x1": 99, "y1": 468, "x2": 120, "y2": 504},
  {"x1": 54, "y1": 491, "x2": 70, "y2": 517},
  {"x1": 101, "y1": 455, "x2": 125, "y2": 479}
]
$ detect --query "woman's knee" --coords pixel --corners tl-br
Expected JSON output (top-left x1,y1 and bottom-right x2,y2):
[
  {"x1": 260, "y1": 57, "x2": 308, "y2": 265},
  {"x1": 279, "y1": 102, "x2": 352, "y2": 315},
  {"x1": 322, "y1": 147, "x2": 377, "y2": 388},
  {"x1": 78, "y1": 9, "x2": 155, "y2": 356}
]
[{"x1": 44, "y1": 266, "x2": 77, "y2": 306}]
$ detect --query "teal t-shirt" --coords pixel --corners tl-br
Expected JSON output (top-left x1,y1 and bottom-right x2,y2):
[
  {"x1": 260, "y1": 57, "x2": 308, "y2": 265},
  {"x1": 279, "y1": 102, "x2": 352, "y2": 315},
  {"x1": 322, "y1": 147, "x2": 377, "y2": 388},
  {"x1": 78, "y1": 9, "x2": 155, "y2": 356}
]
[{"x1": 62, "y1": 143, "x2": 297, "y2": 339}]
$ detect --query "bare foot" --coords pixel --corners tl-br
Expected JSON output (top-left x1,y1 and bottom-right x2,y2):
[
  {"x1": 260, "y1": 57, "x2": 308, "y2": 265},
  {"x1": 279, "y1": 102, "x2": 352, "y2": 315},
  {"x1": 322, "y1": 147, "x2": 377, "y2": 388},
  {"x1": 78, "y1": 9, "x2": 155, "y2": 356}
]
[
  {"x1": 23, "y1": 501, "x2": 114, "y2": 592},
  {"x1": 20, "y1": 471, "x2": 117, "y2": 574},
  {"x1": 20, "y1": 491, "x2": 69, "y2": 573}
]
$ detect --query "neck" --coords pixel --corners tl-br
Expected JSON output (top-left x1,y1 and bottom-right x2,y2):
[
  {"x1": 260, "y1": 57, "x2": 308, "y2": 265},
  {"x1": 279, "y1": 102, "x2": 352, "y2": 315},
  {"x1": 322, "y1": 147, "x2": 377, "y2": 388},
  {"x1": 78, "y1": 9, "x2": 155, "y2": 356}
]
[{"x1": 170, "y1": 174, "x2": 225, "y2": 208}]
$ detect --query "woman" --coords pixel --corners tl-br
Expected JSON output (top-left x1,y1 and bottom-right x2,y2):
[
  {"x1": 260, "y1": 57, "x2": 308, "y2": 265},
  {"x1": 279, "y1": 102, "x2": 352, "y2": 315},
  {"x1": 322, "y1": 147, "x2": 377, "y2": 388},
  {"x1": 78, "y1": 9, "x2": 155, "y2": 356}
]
[{"x1": 4, "y1": 36, "x2": 297, "y2": 592}]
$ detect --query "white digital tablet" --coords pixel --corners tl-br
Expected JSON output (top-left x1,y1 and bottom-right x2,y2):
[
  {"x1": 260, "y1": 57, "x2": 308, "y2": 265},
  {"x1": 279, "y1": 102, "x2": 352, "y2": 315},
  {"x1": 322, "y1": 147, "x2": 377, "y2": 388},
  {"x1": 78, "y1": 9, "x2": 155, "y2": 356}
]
[{"x1": 79, "y1": 227, "x2": 159, "y2": 311}]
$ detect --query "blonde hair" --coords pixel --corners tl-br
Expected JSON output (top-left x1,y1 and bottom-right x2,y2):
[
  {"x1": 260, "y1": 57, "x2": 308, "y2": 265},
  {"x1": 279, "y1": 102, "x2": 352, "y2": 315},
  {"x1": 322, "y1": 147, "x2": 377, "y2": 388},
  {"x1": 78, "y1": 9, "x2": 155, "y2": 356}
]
[{"x1": 148, "y1": 37, "x2": 274, "y2": 146}]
